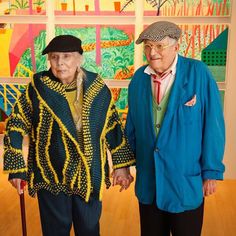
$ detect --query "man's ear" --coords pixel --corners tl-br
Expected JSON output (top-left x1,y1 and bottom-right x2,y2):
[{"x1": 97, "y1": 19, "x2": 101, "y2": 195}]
[{"x1": 175, "y1": 43, "x2": 180, "y2": 52}]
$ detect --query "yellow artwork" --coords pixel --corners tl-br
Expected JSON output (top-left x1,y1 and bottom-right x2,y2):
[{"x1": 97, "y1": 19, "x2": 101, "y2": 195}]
[{"x1": 0, "y1": 26, "x2": 13, "y2": 76}]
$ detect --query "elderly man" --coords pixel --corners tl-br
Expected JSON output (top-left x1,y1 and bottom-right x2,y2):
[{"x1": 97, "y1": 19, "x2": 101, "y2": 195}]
[
  {"x1": 3, "y1": 35, "x2": 135, "y2": 236},
  {"x1": 125, "y1": 21, "x2": 225, "y2": 236}
]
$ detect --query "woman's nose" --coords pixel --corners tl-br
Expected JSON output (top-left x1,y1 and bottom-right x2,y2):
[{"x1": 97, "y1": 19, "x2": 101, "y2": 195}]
[{"x1": 57, "y1": 57, "x2": 64, "y2": 65}]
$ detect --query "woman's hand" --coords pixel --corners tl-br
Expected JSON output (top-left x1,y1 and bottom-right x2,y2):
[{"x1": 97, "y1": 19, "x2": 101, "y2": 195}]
[
  {"x1": 112, "y1": 168, "x2": 134, "y2": 192},
  {"x1": 9, "y1": 178, "x2": 25, "y2": 195}
]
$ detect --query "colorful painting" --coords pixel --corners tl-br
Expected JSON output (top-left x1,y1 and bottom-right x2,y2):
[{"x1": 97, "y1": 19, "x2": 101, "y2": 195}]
[
  {"x1": 0, "y1": 25, "x2": 134, "y2": 79},
  {"x1": 0, "y1": 84, "x2": 26, "y2": 115},
  {"x1": 0, "y1": 0, "x2": 46, "y2": 15},
  {"x1": 0, "y1": 23, "x2": 46, "y2": 77},
  {"x1": 55, "y1": 25, "x2": 134, "y2": 79},
  {"x1": 54, "y1": 0, "x2": 135, "y2": 15},
  {"x1": 0, "y1": 0, "x2": 229, "y2": 117},
  {"x1": 142, "y1": 0, "x2": 231, "y2": 16},
  {"x1": 114, "y1": 88, "x2": 128, "y2": 122},
  {"x1": 1, "y1": 0, "x2": 230, "y2": 16},
  {"x1": 180, "y1": 24, "x2": 228, "y2": 82},
  {"x1": 0, "y1": 0, "x2": 135, "y2": 15}
]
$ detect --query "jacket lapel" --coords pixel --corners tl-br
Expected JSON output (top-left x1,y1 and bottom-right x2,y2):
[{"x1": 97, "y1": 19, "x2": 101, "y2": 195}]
[
  {"x1": 33, "y1": 72, "x2": 78, "y2": 142},
  {"x1": 134, "y1": 67, "x2": 156, "y2": 143},
  {"x1": 81, "y1": 70, "x2": 106, "y2": 161},
  {"x1": 145, "y1": 73, "x2": 157, "y2": 141}
]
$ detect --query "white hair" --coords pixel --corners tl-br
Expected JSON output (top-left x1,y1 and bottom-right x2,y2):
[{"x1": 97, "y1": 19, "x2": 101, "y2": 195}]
[{"x1": 166, "y1": 37, "x2": 178, "y2": 46}]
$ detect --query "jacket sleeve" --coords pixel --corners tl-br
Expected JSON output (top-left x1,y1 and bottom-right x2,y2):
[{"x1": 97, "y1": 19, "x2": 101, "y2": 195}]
[
  {"x1": 105, "y1": 101, "x2": 135, "y2": 169},
  {"x1": 3, "y1": 85, "x2": 33, "y2": 175},
  {"x1": 201, "y1": 67, "x2": 225, "y2": 180}
]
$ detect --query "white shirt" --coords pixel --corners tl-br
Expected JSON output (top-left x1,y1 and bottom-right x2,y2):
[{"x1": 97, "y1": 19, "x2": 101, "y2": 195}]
[{"x1": 144, "y1": 54, "x2": 178, "y2": 98}]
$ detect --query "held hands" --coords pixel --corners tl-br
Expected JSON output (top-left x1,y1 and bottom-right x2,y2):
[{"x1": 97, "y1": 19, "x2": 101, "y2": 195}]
[
  {"x1": 112, "y1": 168, "x2": 134, "y2": 192},
  {"x1": 203, "y1": 179, "x2": 217, "y2": 197},
  {"x1": 9, "y1": 178, "x2": 26, "y2": 195}
]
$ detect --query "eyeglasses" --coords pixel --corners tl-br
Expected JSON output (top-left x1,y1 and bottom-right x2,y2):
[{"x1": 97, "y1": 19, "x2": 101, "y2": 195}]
[{"x1": 144, "y1": 42, "x2": 174, "y2": 53}]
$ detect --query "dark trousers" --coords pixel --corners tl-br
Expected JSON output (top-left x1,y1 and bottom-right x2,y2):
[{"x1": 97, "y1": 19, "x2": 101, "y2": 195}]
[
  {"x1": 37, "y1": 189, "x2": 102, "y2": 236},
  {"x1": 139, "y1": 200, "x2": 204, "y2": 236}
]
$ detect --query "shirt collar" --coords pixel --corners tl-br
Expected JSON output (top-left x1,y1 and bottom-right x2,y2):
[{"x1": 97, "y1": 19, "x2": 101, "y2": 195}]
[{"x1": 144, "y1": 54, "x2": 178, "y2": 76}]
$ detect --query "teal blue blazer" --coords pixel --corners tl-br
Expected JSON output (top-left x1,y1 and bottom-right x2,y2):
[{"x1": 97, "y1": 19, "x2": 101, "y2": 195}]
[{"x1": 125, "y1": 55, "x2": 225, "y2": 213}]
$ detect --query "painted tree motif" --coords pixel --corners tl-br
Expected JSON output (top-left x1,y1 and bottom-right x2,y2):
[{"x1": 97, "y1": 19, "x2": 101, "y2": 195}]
[{"x1": 120, "y1": 0, "x2": 178, "y2": 15}]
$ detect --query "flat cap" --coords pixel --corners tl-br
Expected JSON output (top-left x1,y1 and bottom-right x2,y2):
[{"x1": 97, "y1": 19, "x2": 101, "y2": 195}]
[
  {"x1": 136, "y1": 21, "x2": 182, "y2": 44},
  {"x1": 42, "y1": 35, "x2": 83, "y2": 55}
]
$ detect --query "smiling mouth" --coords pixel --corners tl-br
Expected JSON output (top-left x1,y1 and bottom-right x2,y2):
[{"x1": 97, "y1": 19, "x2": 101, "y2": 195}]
[{"x1": 151, "y1": 58, "x2": 161, "y2": 60}]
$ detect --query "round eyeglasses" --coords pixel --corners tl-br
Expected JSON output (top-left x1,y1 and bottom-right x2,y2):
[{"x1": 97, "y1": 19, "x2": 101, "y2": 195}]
[{"x1": 144, "y1": 42, "x2": 174, "y2": 53}]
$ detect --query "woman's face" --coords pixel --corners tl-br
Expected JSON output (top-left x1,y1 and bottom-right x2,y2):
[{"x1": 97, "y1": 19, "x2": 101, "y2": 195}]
[{"x1": 48, "y1": 52, "x2": 82, "y2": 84}]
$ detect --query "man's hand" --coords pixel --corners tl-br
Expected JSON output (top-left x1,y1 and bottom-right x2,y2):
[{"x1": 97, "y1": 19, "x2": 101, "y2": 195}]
[
  {"x1": 203, "y1": 179, "x2": 217, "y2": 196},
  {"x1": 9, "y1": 178, "x2": 25, "y2": 195},
  {"x1": 112, "y1": 168, "x2": 134, "y2": 192}
]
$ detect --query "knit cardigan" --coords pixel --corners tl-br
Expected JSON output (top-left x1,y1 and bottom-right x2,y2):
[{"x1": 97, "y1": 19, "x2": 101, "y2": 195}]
[{"x1": 3, "y1": 69, "x2": 135, "y2": 201}]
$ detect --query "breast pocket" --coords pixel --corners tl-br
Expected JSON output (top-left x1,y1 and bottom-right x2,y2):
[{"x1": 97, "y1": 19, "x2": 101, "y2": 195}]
[
  {"x1": 181, "y1": 97, "x2": 201, "y2": 125},
  {"x1": 183, "y1": 106, "x2": 200, "y2": 123}
]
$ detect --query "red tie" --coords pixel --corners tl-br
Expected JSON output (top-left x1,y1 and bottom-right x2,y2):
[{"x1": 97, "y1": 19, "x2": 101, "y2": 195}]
[{"x1": 152, "y1": 71, "x2": 171, "y2": 104}]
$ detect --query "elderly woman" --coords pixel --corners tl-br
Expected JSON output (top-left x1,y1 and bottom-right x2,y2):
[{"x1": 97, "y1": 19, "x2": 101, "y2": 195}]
[{"x1": 3, "y1": 35, "x2": 135, "y2": 236}]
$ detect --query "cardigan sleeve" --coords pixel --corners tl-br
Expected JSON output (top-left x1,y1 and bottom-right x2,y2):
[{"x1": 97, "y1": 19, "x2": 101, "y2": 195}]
[
  {"x1": 3, "y1": 85, "x2": 33, "y2": 175},
  {"x1": 105, "y1": 102, "x2": 135, "y2": 169}
]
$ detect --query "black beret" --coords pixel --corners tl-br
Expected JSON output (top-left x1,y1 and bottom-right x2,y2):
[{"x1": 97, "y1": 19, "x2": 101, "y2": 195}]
[{"x1": 42, "y1": 35, "x2": 83, "y2": 55}]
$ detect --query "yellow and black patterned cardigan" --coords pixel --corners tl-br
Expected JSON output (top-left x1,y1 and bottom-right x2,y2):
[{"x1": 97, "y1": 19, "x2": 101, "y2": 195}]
[{"x1": 3, "y1": 69, "x2": 135, "y2": 201}]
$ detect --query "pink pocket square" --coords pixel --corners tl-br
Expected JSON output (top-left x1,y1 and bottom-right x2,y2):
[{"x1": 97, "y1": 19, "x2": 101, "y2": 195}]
[{"x1": 184, "y1": 94, "x2": 196, "y2": 106}]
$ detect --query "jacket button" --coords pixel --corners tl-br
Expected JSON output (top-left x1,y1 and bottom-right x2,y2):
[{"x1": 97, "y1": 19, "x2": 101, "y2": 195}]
[
  {"x1": 156, "y1": 124, "x2": 161, "y2": 128},
  {"x1": 157, "y1": 107, "x2": 161, "y2": 111},
  {"x1": 155, "y1": 148, "x2": 159, "y2": 152}
]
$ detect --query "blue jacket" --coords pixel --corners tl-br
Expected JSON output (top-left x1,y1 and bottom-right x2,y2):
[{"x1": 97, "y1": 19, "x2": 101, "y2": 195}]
[{"x1": 125, "y1": 55, "x2": 225, "y2": 213}]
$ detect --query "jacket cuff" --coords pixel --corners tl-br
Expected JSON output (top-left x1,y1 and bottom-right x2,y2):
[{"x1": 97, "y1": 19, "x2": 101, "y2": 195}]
[
  {"x1": 8, "y1": 172, "x2": 27, "y2": 181},
  {"x1": 202, "y1": 170, "x2": 223, "y2": 180},
  {"x1": 113, "y1": 160, "x2": 136, "y2": 169}
]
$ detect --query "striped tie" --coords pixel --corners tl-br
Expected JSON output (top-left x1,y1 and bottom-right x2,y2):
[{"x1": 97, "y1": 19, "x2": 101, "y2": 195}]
[{"x1": 152, "y1": 70, "x2": 171, "y2": 104}]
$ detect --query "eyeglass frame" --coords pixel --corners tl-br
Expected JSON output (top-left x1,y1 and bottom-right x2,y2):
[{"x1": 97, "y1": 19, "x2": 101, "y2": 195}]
[{"x1": 143, "y1": 41, "x2": 176, "y2": 53}]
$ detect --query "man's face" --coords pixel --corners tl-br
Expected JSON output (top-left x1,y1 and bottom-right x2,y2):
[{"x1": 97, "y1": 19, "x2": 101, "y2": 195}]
[
  {"x1": 48, "y1": 52, "x2": 82, "y2": 84},
  {"x1": 144, "y1": 37, "x2": 179, "y2": 73}
]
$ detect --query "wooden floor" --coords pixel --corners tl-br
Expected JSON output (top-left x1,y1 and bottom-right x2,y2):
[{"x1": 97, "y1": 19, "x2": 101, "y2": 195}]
[{"x1": 1, "y1": 139, "x2": 236, "y2": 235}]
